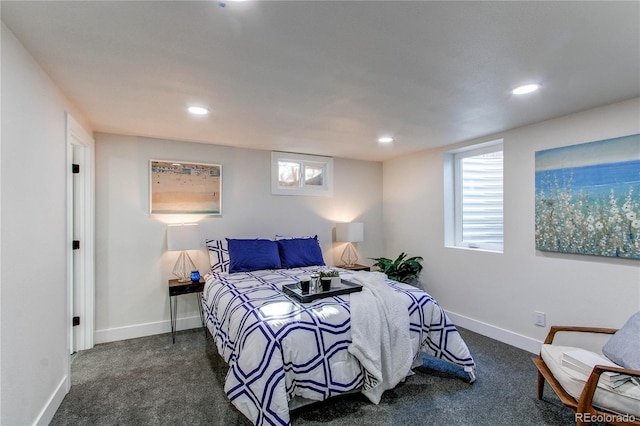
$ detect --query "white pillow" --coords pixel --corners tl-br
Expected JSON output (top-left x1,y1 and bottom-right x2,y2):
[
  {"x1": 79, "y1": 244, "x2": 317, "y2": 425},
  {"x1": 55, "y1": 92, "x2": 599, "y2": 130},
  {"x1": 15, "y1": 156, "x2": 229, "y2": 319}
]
[{"x1": 205, "y1": 239, "x2": 229, "y2": 273}]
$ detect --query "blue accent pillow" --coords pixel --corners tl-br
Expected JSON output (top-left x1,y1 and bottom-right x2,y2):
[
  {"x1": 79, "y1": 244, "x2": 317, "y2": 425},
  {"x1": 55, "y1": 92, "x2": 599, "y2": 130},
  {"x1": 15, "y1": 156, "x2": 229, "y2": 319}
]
[
  {"x1": 226, "y1": 238, "x2": 281, "y2": 273},
  {"x1": 602, "y1": 311, "x2": 640, "y2": 370},
  {"x1": 276, "y1": 236, "x2": 325, "y2": 268}
]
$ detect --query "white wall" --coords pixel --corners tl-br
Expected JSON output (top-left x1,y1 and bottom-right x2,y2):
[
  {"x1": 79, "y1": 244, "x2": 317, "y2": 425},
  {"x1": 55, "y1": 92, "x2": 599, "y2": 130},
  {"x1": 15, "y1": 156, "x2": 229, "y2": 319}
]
[
  {"x1": 0, "y1": 23, "x2": 92, "y2": 425},
  {"x1": 94, "y1": 133, "x2": 383, "y2": 342},
  {"x1": 383, "y1": 98, "x2": 640, "y2": 353},
  {"x1": 2, "y1": 12, "x2": 636, "y2": 422}
]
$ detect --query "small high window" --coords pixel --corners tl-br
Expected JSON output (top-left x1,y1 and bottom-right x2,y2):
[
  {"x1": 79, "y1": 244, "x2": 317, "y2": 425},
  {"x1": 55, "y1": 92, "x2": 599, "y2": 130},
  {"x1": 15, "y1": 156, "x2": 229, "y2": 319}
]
[{"x1": 271, "y1": 152, "x2": 333, "y2": 196}]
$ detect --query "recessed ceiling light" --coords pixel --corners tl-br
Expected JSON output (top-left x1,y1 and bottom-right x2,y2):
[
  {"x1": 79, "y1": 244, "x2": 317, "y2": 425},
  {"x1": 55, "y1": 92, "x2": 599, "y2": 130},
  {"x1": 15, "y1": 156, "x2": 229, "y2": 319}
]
[
  {"x1": 378, "y1": 137, "x2": 394, "y2": 143},
  {"x1": 512, "y1": 84, "x2": 540, "y2": 95},
  {"x1": 188, "y1": 106, "x2": 209, "y2": 115}
]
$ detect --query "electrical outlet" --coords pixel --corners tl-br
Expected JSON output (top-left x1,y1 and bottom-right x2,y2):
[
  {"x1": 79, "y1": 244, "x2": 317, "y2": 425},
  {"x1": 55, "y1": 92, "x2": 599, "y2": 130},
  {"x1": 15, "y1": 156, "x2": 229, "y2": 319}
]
[{"x1": 534, "y1": 311, "x2": 546, "y2": 327}]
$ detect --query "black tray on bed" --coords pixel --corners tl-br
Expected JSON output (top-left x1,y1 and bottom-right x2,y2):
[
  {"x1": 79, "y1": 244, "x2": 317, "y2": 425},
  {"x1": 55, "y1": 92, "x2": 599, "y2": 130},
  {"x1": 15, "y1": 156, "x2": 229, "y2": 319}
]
[{"x1": 282, "y1": 279, "x2": 362, "y2": 303}]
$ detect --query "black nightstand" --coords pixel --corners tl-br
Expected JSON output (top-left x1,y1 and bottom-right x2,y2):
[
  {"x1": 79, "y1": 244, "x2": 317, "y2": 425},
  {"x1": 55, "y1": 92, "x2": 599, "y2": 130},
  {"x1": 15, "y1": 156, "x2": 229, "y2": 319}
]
[
  {"x1": 168, "y1": 278, "x2": 205, "y2": 343},
  {"x1": 337, "y1": 264, "x2": 370, "y2": 272}
]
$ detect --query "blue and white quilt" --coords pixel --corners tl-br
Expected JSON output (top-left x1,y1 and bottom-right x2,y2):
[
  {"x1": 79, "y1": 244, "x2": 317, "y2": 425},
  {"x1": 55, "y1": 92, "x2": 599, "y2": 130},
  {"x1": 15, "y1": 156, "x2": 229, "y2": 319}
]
[{"x1": 202, "y1": 267, "x2": 475, "y2": 426}]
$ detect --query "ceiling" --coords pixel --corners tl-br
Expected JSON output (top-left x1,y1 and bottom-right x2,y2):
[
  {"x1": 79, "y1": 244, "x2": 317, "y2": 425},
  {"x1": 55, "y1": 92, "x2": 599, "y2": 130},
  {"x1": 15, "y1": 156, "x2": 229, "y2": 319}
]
[{"x1": 2, "y1": 1, "x2": 639, "y2": 162}]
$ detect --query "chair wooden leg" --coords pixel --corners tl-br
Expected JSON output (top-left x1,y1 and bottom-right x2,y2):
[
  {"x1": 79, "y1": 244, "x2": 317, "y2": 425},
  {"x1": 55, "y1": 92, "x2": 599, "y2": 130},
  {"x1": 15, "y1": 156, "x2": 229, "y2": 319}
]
[{"x1": 537, "y1": 370, "x2": 545, "y2": 400}]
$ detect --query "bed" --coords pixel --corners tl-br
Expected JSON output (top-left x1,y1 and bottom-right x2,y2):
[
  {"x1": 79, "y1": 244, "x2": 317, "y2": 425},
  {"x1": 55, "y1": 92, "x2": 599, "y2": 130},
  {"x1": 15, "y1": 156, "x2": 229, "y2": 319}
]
[{"x1": 201, "y1": 237, "x2": 476, "y2": 426}]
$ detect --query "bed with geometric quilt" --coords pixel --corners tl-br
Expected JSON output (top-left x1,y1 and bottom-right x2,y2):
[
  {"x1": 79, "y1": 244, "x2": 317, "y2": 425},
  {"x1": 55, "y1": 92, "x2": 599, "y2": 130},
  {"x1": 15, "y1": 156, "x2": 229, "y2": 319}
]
[{"x1": 201, "y1": 237, "x2": 476, "y2": 426}]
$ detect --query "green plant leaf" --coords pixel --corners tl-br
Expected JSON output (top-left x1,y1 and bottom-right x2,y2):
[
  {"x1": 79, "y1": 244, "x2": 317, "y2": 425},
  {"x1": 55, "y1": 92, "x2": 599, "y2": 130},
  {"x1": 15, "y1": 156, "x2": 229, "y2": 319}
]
[{"x1": 369, "y1": 253, "x2": 424, "y2": 283}]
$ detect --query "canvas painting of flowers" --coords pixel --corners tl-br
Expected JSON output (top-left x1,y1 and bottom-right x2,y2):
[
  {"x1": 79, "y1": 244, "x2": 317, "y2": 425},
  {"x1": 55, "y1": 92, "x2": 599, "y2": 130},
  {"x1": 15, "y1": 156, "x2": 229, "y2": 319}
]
[{"x1": 535, "y1": 134, "x2": 640, "y2": 259}]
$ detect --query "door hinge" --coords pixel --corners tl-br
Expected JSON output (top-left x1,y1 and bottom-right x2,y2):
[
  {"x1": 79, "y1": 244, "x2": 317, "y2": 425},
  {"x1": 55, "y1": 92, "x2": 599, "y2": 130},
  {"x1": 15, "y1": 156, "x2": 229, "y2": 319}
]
[
  {"x1": 73, "y1": 240, "x2": 80, "y2": 250},
  {"x1": 72, "y1": 316, "x2": 80, "y2": 327},
  {"x1": 72, "y1": 164, "x2": 80, "y2": 174}
]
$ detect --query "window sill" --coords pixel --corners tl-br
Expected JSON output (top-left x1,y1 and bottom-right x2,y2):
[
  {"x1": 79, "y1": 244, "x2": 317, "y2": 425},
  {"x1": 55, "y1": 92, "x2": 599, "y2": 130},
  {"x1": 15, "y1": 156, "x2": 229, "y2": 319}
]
[{"x1": 445, "y1": 245, "x2": 503, "y2": 254}]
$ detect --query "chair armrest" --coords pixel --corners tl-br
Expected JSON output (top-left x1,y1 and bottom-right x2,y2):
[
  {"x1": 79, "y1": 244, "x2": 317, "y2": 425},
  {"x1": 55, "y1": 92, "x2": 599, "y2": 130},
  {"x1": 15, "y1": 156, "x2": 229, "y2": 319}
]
[
  {"x1": 544, "y1": 326, "x2": 618, "y2": 345},
  {"x1": 577, "y1": 364, "x2": 640, "y2": 419}
]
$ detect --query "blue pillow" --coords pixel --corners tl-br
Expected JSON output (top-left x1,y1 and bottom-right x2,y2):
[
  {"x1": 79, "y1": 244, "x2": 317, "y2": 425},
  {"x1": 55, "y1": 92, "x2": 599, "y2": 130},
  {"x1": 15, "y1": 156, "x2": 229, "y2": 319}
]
[
  {"x1": 226, "y1": 238, "x2": 281, "y2": 273},
  {"x1": 276, "y1": 236, "x2": 325, "y2": 268}
]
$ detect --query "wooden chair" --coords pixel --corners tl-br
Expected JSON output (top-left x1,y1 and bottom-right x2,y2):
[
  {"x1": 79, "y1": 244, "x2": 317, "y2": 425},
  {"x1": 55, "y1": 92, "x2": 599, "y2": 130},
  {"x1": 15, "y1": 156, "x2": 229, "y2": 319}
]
[{"x1": 532, "y1": 326, "x2": 640, "y2": 425}]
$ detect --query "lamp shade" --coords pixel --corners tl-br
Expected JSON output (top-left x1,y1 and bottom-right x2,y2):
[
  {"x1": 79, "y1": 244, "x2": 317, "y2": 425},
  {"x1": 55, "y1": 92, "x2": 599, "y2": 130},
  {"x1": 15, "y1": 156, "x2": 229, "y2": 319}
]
[
  {"x1": 167, "y1": 224, "x2": 200, "y2": 251},
  {"x1": 336, "y1": 222, "x2": 364, "y2": 243}
]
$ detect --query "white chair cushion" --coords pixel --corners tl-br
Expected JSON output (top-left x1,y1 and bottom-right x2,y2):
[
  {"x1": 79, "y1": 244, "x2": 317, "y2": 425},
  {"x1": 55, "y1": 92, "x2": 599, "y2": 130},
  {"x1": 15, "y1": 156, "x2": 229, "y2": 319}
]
[{"x1": 541, "y1": 344, "x2": 640, "y2": 417}]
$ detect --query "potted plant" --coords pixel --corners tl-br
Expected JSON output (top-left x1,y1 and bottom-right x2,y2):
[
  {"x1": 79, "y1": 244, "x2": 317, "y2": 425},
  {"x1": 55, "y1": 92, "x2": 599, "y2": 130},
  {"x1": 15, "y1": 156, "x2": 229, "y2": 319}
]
[{"x1": 369, "y1": 252, "x2": 424, "y2": 283}]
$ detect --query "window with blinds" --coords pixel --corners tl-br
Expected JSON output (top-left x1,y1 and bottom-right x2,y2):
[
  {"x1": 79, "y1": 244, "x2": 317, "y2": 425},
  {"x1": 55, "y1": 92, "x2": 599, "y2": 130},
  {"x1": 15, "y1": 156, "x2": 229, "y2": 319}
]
[{"x1": 452, "y1": 142, "x2": 504, "y2": 252}]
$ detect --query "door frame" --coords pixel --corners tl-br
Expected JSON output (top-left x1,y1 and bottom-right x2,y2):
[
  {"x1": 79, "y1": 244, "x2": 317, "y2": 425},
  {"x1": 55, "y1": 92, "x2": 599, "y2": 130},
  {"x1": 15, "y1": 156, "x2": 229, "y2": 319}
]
[{"x1": 66, "y1": 113, "x2": 95, "y2": 353}]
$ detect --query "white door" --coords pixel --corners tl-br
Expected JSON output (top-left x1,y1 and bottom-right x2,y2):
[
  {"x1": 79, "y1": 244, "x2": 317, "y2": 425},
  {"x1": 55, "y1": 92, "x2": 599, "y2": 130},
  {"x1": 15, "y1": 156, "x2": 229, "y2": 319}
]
[
  {"x1": 72, "y1": 144, "x2": 82, "y2": 353},
  {"x1": 67, "y1": 113, "x2": 95, "y2": 354}
]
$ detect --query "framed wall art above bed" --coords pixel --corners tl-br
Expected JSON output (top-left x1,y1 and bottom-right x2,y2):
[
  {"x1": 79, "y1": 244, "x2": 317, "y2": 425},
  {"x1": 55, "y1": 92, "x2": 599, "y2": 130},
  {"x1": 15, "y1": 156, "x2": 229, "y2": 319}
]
[{"x1": 149, "y1": 160, "x2": 222, "y2": 215}]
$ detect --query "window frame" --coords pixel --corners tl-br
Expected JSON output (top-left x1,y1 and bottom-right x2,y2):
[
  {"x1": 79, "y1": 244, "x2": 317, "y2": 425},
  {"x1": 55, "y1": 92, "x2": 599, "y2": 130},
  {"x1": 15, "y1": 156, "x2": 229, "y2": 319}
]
[
  {"x1": 271, "y1": 151, "x2": 334, "y2": 196},
  {"x1": 445, "y1": 140, "x2": 504, "y2": 253}
]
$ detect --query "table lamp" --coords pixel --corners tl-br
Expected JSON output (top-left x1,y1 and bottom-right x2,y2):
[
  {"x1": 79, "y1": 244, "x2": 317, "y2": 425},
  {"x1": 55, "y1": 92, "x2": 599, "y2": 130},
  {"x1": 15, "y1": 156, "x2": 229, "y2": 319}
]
[
  {"x1": 167, "y1": 223, "x2": 200, "y2": 282},
  {"x1": 336, "y1": 222, "x2": 364, "y2": 267}
]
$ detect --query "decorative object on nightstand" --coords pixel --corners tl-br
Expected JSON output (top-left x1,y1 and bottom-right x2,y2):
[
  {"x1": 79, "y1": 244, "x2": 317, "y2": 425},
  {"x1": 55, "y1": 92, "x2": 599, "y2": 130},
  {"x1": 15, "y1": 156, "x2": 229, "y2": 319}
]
[
  {"x1": 167, "y1": 223, "x2": 200, "y2": 282},
  {"x1": 336, "y1": 222, "x2": 364, "y2": 267}
]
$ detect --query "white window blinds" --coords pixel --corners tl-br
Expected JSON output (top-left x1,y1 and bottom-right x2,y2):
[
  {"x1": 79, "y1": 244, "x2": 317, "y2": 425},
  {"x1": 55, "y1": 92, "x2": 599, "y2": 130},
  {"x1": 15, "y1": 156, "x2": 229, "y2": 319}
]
[{"x1": 454, "y1": 146, "x2": 504, "y2": 251}]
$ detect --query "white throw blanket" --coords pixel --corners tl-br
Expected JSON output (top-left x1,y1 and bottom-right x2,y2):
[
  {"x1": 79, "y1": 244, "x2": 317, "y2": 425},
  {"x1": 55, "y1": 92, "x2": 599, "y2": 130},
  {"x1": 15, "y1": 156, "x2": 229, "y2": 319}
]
[{"x1": 347, "y1": 271, "x2": 414, "y2": 404}]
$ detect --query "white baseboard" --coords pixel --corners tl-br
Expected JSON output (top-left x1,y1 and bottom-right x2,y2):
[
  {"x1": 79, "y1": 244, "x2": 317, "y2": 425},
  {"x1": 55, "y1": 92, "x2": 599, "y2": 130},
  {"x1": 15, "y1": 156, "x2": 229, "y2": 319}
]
[
  {"x1": 94, "y1": 311, "x2": 541, "y2": 354},
  {"x1": 94, "y1": 315, "x2": 203, "y2": 344},
  {"x1": 33, "y1": 375, "x2": 69, "y2": 426},
  {"x1": 445, "y1": 310, "x2": 542, "y2": 354}
]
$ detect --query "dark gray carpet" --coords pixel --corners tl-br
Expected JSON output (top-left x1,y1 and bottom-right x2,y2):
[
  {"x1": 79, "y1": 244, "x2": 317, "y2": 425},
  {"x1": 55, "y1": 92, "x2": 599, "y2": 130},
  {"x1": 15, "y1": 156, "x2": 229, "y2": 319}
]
[{"x1": 51, "y1": 327, "x2": 578, "y2": 425}]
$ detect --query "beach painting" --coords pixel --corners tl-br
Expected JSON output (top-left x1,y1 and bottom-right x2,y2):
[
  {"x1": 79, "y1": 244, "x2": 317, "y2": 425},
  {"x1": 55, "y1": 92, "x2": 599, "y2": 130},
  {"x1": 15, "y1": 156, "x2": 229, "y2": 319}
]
[
  {"x1": 150, "y1": 160, "x2": 222, "y2": 215},
  {"x1": 535, "y1": 134, "x2": 640, "y2": 259}
]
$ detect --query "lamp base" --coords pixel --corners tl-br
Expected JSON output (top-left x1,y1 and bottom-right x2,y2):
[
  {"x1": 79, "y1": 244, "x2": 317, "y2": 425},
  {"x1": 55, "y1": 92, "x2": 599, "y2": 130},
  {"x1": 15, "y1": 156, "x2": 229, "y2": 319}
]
[
  {"x1": 173, "y1": 251, "x2": 197, "y2": 282},
  {"x1": 340, "y1": 243, "x2": 359, "y2": 268}
]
